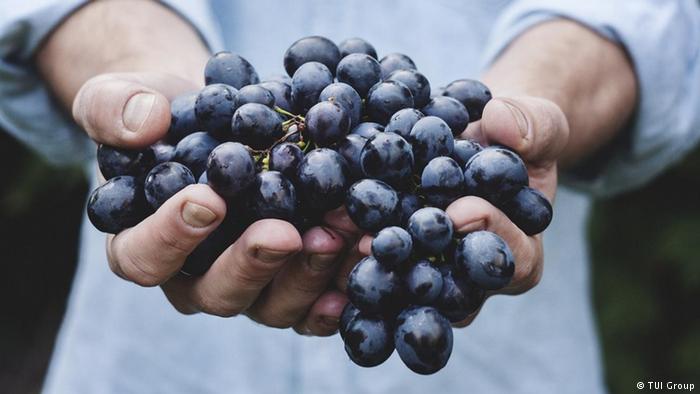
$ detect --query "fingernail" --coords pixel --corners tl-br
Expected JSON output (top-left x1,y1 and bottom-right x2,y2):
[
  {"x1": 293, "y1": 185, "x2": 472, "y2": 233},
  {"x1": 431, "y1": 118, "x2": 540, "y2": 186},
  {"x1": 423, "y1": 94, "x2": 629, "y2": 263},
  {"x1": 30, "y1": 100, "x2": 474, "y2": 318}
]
[
  {"x1": 458, "y1": 219, "x2": 486, "y2": 233},
  {"x1": 181, "y1": 202, "x2": 217, "y2": 228},
  {"x1": 123, "y1": 92, "x2": 155, "y2": 132},
  {"x1": 256, "y1": 248, "x2": 294, "y2": 262},
  {"x1": 499, "y1": 100, "x2": 528, "y2": 138},
  {"x1": 307, "y1": 254, "x2": 336, "y2": 271},
  {"x1": 320, "y1": 315, "x2": 339, "y2": 327}
]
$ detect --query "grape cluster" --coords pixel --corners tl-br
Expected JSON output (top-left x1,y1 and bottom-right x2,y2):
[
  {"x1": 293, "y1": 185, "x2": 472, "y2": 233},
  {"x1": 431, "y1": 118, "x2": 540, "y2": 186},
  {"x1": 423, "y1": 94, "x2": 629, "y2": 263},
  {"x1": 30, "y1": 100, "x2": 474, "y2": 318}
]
[{"x1": 86, "y1": 36, "x2": 553, "y2": 373}]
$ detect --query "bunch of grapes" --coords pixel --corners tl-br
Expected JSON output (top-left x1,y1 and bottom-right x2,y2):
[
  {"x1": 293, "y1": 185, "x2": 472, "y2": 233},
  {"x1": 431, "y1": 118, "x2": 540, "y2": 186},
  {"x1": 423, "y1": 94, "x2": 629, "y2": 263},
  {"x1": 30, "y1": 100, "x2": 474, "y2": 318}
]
[{"x1": 86, "y1": 36, "x2": 553, "y2": 374}]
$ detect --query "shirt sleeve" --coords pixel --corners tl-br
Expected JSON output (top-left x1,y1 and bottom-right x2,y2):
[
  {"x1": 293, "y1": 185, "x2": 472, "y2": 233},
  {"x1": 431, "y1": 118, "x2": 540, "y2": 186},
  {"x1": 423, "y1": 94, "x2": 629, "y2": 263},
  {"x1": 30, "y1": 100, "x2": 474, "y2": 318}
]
[
  {"x1": 0, "y1": 0, "x2": 222, "y2": 167},
  {"x1": 480, "y1": 0, "x2": 700, "y2": 197}
]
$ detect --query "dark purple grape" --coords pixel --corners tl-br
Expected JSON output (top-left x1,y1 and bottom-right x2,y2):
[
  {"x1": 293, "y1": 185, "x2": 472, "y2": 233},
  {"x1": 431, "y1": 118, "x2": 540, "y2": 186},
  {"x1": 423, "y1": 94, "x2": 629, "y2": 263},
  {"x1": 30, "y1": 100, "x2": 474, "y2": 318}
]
[
  {"x1": 167, "y1": 92, "x2": 199, "y2": 143},
  {"x1": 463, "y1": 147, "x2": 528, "y2": 204},
  {"x1": 336, "y1": 53, "x2": 382, "y2": 98},
  {"x1": 336, "y1": 134, "x2": 367, "y2": 180},
  {"x1": 263, "y1": 74, "x2": 292, "y2": 85},
  {"x1": 371, "y1": 226, "x2": 412, "y2": 270},
  {"x1": 366, "y1": 81, "x2": 414, "y2": 124},
  {"x1": 360, "y1": 132, "x2": 414, "y2": 189},
  {"x1": 319, "y1": 82, "x2": 362, "y2": 127},
  {"x1": 385, "y1": 108, "x2": 424, "y2": 139},
  {"x1": 144, "y1": 162, "x2": 195, "y2": 210},
  {"x1": 231, "y1": 103, "x2": 284, "y2": 150},
  {"x1": 97, "y1": 144, "x2": 156, "y2": 180},
  {"x1": 343, "y1": 313, "x2": 394, "y2": 367},
  {"x1": 181, "y1": 212, "x2": 246, "y2": 276},
  {"x1": 345, "y1": 179, "x2": 399, "y2": 233},
  {"x1": 422, "y1": 96, "x2": 470, "y2": 136},
  {"x1": 151, "y1": 141, "x2": 176, "y2": 164},
  {"x1": 407, "y1": 207, "x2": 453, "y2": 255},
  {"x1": 173, "y1": 131, "x2": 219, "y2": 178},
  {"x1": 251, "y1": 171, "x2": 296, "y2": 220},
  {"x1": 339, "y1": 302, "x2": 361, "y2": 340},
  {"x1": 206, "y1": 142, "x2": 256, "y2": 198},
  {"x1": 442, "y1": 79, "x2": 492, "y2": 121},
  {"x1": 379, "y1": 53, "x2": 416, "y2": 79},
  {"x1": 387, "y1": 69, "x2": 431, "y2": 108},
  {"x1": 296, "y1": 148, "x2": 350, "y2": 211},
  {"x1": 420, "y1": 156, "x2": 465, "y2": 209},
  {"x1": 408, "y1": 116, "x2": 454, "y2": 169},
  {"x1": 194, "y1": 83, "x2": 239, "y2": 139},
  {"x1": 204, "y1": 51, "x2": 259, "y2": 89},
  {"x1": 347, "y1": 256, "x2": 404, "y2": 314},
  {"x1": 87, "y1": 176, "x2": 147, "y2": 234},
  {"x1": 452, "y1": 139, "x2": 482, "y2": 168},
  {"x1": 269, "y1": 142, "x2": 303, "y2": 180},
  {"x1": 499, "y1": 186, "x2": 553, "y2": 235},
  {"x1": 290, "y1": 62, "x2": 334, "y2": 114},
  {"x1": 338, "y1": 37, "x2": 377, "y2": 59},
  {"x1": 284, "y1": 36, "x2": 341, "y2": 77},
  {"x1": 436, "y1": 265, "x2": 485, "y2": 322},
  {"x1": 350, "y1": 122, "x2": 384, "y2": 139},
  {"x1": 237, "y1": 85, "x2": 275, "y2": 107},
  {"x1": 397, "y1": 192, "x2": 421, "y2": 227},
  {"x1": 304, "y1": 101, "x2": 351, "y2": 147},
  {"x1": 259, "y1": 80, "x2": 293, "y2": 112},
  {"x1": 198, "y1": 171, "x2": 207, "y2": 184},
  {"x1": 404, "y1": 260, "x2": 444, "y2": 305},
  {"x1": 394, "y1": 306, "x2": 453, "y2": 375},
  {"x1": 454, "y1": 230, "x2": 515, "y2": 290}
]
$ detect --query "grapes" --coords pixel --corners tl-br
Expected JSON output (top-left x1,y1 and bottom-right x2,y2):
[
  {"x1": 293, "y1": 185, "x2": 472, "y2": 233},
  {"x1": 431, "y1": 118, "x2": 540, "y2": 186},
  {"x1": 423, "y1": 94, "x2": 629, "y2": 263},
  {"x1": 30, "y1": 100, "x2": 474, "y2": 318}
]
[
  {"x1": 85, "y1": 36, "x2": 552, "y2": 376},
  {"x1": 206, "y1": 142, "x2": 256, "y2": 198},
  {"x1": 442, "y1": 79, "x2": 492, "y2": 121},
  {"x1": 407, "y1": 207, "x2": 454, "y2": 255},
  {"x1": 144, "y1": 162, "x2": 195, "y2": 210},
  {"x1": 387, "y1": 69, "x2": 431, "y2": 108},
  {"x1": 231, "y1": 103, "x2": 284, "y2": 150},
  {"x1": 338, "y1": 37, "x2": 377, "y2": 59},
  {"x1": 366, "y1": 81, "x2": 414, "y2": 124},
  {"x1": 420, "y1": 156, "x2": 464, "y2": 209},
  {"x1": 319, "y1": 82, "x2": 362, "y2": 127},
  {"x1": 237, "y1": 84, "x2": 275, "y2": 107},
  {"x1": 296, "y1": 148, "x2": 350, "y2": 212},
  {"x1": 284, "y1": 36, "x2": 341, "y2": 77},
  {"x1": 408, "y1": 116, "x2": 455, "y2": 169},
  {"x1": 304, "y1": 101, "x2": 351, "y2": 147},
  {"x1": 422, "y1": 96, "x2": 470, "y2": 136},
  {"x1": 371, "y1": 226, "x2": 413, "y2": 269},
  {"x1": 385, "y1": 108, "x2": 424, "y2": 139},
  {"x1": 204, "y1": 51, "x2": 259, "y2": 89},
  {"x1": 454, "y1": 231, "x2": 515, "y2": 290},
  {"x1": 463, "y1": 147, "x2": 529, "y2": 204},
  {"x1": 360, "y1": 132, "x2": 414, "y2": 188},
  {"x1": 269, "y1": 142, "x2": 303, "y2": 180},
  {"x1": 194, "y1": 83, "x2": 239, "y2": 139},
  {"x1": 87, "y1": 176, "x2": 147, "y2": 234},
  {"x1": 394, "y1": 306, "x2": 453, "y2": 375},
  {"x1": 336, "y1": 53, "x2": 382, "y2": 98},
  {"x1": 290, "y1": 61, "x2": 334, "y2": 114},
  {"x1": 347, "y1": 256, "x2": 404, "y2": 315},
  {"x1": 379, "y1": 52, "x2": 417, "y2": 79},
  {"x1": 173, "y1": 131, "x2": 219, "y2": 178},
  {"x1": 345, "y1": 179, "x2": 399, "y2": 232}
]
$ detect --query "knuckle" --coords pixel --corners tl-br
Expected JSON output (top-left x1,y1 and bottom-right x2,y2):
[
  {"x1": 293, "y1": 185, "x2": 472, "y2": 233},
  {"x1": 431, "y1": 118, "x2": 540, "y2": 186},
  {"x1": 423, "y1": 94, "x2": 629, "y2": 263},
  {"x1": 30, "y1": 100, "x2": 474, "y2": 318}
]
[
  {"x1": 118, "y1": 248, "x2": 165, "y2": 287},
  {"x1": 154, "y1": 226, "x2": 192, "y2": 256}
]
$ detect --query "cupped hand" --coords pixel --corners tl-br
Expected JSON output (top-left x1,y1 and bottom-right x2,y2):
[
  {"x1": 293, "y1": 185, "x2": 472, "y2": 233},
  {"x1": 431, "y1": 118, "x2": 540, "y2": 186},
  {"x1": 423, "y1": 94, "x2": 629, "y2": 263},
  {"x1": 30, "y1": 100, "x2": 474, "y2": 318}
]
[{"x1": 74, "y1": 72, "x2": 351, "y2": 335}]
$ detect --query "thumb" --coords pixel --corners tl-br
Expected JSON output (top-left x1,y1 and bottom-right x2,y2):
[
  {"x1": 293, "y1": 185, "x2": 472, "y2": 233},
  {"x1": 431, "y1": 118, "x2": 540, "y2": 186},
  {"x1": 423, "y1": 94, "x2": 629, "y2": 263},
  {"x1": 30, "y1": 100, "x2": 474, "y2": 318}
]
[
  {"x1": 463, "y1": 96, "x2": 569, "y2": 165},
  {"x1": 72, "y1": 72, "x2": 199, "y2": 148}
]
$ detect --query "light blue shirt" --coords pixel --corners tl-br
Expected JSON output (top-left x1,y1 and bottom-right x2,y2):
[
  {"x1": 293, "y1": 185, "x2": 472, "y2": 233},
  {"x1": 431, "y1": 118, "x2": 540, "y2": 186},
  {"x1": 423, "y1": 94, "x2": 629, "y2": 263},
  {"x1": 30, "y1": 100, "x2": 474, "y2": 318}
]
[{"x1": 1, "y1": 1, "x2": 699, "y2": 393}]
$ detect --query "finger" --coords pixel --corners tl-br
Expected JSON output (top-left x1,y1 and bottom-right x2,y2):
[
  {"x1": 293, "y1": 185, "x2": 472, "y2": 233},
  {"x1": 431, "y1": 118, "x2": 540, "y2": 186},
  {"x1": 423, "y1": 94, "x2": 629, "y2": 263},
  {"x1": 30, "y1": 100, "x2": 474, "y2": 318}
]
[
  {"x1": 165, "y1": 219, "x2": 303, "y2": 317},
  {"x1": 447, "y1": 196, "x2": 543, "y2": 295},
  {"x1": 323, "y1": 206, "x2": 361, "y2": 238},
  {"x1": 246, "y1": 226, "x2": 345, "y2": 327},
  {"x1": 462, "y1": 96, "x2": 569, "y2": 165},
  {"x1": 107, "y1": 184, "x2": 226, "y2": 287},
  {"x1": 72, "y1": 72, "x2": 198, "y2": 148},
  {"x1": 294, "y1": 290, "x2": 349, "y2": 336}
]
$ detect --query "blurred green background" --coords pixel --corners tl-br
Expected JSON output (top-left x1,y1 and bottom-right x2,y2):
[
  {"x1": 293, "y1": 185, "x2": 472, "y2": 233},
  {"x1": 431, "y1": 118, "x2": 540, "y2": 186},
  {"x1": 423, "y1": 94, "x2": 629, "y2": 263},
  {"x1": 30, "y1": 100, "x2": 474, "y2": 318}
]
[{"x1": 0, "y1": 131, "x2": 699, "y2": 393}]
